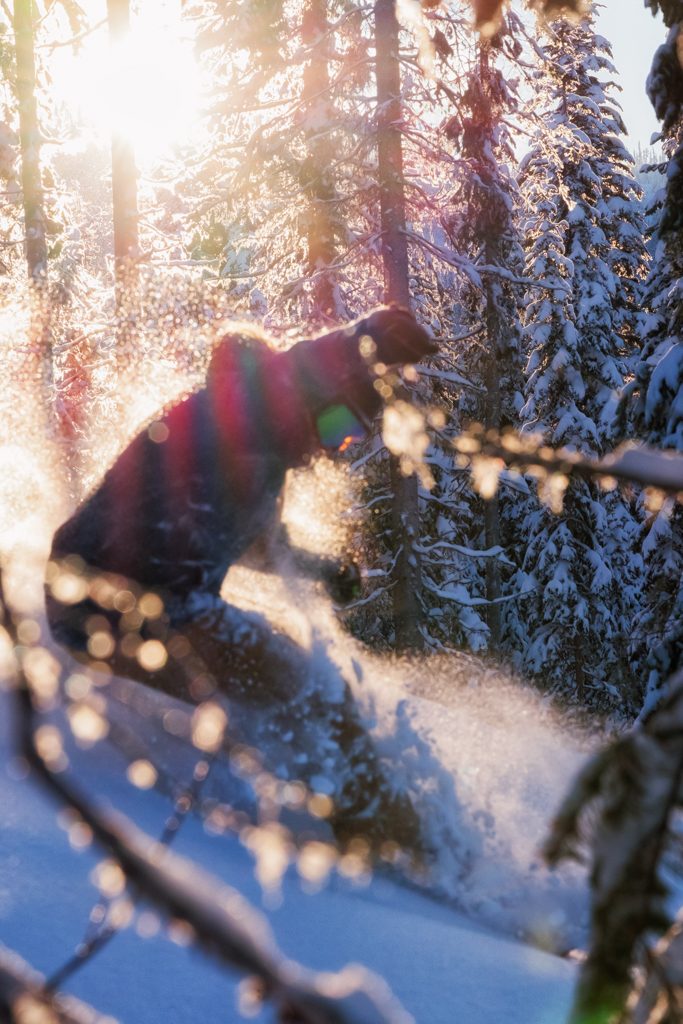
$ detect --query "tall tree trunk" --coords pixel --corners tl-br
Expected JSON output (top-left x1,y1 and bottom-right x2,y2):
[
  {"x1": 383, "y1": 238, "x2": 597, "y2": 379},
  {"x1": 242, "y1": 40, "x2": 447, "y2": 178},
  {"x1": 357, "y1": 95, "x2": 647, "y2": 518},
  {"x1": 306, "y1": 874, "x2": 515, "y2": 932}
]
[
  {"x1": 107, "y1": 0, "x2": 139, "y2": 294},
  {"x1": 301, "y1": 0, "x2": 338, "y2": 321},
  {"x1": 483, "y1": 279, "x2": 502, "y2": 649},
  {"x1": 574, "y1": 632, "x2": 585, "y2": 704},
  {"x1": 13, "y1": 0, "x2": 53, "y2": 417},
  {"x1": 480, "y1": 42, "x2": 502, "y2": 650},
  {"x1": 374, "y1": 0, "x2": 422, "y2": 650},
  {"x1": 13, "y1": 0, "x2": 47, "y2": 283}
]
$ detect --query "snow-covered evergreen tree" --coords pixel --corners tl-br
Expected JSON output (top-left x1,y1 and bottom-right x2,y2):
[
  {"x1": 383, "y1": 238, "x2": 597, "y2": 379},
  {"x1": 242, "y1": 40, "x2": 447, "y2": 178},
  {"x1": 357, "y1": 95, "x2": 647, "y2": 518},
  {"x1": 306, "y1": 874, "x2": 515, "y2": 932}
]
[
  {"x1": 517, "y1": 8, "x2": 647, "y2": 710},
  {"x1": 627, "y1": 1, "x2": 683, "y2": 710},
  {"x1": 176, "y1": 0, "x2": 369, "y2": 324},
  {"x1": 430, "y1": 26, "x2": 529, "y2": 655},
  {"x1": 632, "y1": 142, "x2": 667, "y2": 211}
]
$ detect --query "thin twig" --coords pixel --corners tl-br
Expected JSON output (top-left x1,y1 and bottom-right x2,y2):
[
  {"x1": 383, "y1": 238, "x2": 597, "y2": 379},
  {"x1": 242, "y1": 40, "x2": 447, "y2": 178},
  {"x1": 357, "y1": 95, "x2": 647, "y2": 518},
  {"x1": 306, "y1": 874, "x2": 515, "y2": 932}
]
[{"x1": 37, "y1": 16, "x2": 106, "y2": 49}]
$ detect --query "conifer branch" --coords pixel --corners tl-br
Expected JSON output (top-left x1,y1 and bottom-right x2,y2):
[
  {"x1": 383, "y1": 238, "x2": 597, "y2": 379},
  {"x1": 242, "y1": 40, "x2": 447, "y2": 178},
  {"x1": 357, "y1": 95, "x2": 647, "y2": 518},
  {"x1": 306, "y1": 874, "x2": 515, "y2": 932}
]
[{"x1": 545, "y1": 670, "x2": 683, "y2": 1024}]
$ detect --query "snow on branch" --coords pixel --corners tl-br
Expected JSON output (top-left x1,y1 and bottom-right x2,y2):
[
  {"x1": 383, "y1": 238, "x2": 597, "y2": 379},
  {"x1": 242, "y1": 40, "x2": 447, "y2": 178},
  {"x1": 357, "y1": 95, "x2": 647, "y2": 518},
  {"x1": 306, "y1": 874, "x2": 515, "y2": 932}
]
[
  {"x1": 452, "y1": 427, "x2": 683, "y2": 499},
  {"x1": 417, "y1": 365, "x2": 485, "y2": 392},
  {"x1": 466, "y1": 0, "x2": 588, "y2": 35},
  {"x1": 386, "y1": 399, "x2": 683, "y2": 516},
  {"x1": 0, "y1": 943, "x2": 109, "y2": 1024},
  {"x1": 423, "y1": 575, "x2": 533, "y2": 606},
  {"x1": 416, "y1": 540, "x2": 514, "y2": 564},
  {"x1": 403, "y1": 229, "x2": 571, "y2": 294},
  {"x1": 544, "y1": 669, "x2": 683, "y2": 1024}
]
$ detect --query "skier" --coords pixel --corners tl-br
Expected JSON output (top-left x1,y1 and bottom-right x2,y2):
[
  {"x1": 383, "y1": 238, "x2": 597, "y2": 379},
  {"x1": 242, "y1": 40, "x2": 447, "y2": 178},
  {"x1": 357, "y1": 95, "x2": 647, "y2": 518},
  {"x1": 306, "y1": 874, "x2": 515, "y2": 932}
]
[{"x1": 46, "y1": 306, "x2": 437, "y2": 850}]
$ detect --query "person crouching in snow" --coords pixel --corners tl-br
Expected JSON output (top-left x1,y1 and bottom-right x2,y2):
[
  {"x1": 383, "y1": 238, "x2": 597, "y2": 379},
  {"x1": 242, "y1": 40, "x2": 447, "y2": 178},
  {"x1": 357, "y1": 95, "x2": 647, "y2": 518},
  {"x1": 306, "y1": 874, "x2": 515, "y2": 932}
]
[{"x1": 45, "y1": 306, "x2": 438, "y2": 852}]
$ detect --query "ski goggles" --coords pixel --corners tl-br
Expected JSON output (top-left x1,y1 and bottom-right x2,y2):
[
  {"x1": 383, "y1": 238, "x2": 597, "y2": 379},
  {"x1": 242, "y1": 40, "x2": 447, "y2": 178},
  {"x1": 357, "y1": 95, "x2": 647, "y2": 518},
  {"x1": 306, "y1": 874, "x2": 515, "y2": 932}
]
[{"x1": 315, "y1": 403, "x2": 370, "y2": 452}]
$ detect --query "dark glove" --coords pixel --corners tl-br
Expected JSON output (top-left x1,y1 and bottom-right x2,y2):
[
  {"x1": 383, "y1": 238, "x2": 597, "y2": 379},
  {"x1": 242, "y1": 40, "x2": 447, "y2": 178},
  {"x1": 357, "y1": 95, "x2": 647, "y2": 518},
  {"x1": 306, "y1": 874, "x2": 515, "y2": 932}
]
[{"x1": 356, "y1": 306, "x2": 439, "y2": 366}]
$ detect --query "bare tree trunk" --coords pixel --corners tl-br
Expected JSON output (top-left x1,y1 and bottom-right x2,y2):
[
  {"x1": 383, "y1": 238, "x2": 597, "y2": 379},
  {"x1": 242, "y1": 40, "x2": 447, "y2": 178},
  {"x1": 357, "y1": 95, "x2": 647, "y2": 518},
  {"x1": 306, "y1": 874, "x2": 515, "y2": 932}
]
[
  {"x1": 480, "y1": 42, "x2": 502, "y2": 650},
  {"x1": 13, "y1": 0, "x2": 47, "y2": 284},
  {"x1": 483, "y1": 277, "x2": 502, "y2": 649},
  {"x1": 574, "y1": 633, "x2": 585, "y2": 704},
  {"x1": 483, "y1": 502, "x2": 501, "y2": 645},
  {"x1": 301, "y1": 0, "x2": 338, "y2": 321},
  {"x1": 374, "y1": 0, "x2": 409, "y2": 309},
  {"x1": 13, "y1": 0, "x2": 54, "y2": 428},
  {"x1": 374, "y1": 0, "x2": 422, "y2": 650},
  {"x1": 106, "y1": 0, "x2": 139, "y2": 295}
]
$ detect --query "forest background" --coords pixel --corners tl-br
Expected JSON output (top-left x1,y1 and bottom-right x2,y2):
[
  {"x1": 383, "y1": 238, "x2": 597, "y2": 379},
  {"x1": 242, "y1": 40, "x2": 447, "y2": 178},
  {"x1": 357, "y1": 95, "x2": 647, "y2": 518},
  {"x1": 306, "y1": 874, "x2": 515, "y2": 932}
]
[
  {"x1": 2, "y1": 0, "x2": 683, "y2": 1022},
  {"x1": 1, "y1": 0, "x2": 681, "y2": 715}
]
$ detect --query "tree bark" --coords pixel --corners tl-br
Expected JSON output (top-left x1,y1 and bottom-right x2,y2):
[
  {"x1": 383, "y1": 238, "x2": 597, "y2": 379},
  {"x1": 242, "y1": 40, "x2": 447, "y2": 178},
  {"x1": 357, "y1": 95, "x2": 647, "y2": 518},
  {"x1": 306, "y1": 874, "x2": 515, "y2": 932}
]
[
  {"x1": 574, "y1": 632, "x2": 585, "y2": 703},
  {"x1": 480, "y1": 42, "x2": 502, "y2": 650},
  {"x1": 107, "y1": 0, "x2": 139, "y2": 292},
  {"x1": 374, "y1": 0, "x2": 410, "y2": 310},
  {"x1": 483, "y1": 277, "x2": 502, "y2": 649},
  {"x1": 301, "y1": 0, "x2": 338, "y2": 321},
  {"x1": 13, "y1": 0, "x2": 55, "y2": 422},
  {"x1": 13, "y1": 0, "x2": 47, "y2": 283},
  {"x1": 374, "y1": 0, "x2": 422, "y2": 650}
]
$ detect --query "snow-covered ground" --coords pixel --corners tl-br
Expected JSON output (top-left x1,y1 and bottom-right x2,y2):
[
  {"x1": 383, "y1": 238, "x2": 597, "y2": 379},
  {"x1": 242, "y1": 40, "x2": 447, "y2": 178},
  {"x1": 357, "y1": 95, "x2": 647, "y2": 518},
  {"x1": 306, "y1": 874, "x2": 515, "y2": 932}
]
[
  {"x1": 0, "y1": 529, "x2": 590, "y2": 1023},
  {"x1": 0, "y1": 678, "x2": 579, "y2": 1024}
]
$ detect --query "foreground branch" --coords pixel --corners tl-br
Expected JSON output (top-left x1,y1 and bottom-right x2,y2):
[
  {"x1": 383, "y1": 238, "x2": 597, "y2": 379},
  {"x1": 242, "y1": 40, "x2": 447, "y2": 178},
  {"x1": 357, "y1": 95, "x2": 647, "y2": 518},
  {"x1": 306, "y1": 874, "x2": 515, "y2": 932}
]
[
  {"x1": 1, "y1": 583, "x2": 412, "y2": 1024},
  {"x1": 452, "y1": 427, "x2": 683, "y2": 497},
  {"x1": 545, "y1": 669, "x2": 683, "y2": 1024},
  {"x1": 0, "y1": 944, "x2": 109, "y2": 1024}
]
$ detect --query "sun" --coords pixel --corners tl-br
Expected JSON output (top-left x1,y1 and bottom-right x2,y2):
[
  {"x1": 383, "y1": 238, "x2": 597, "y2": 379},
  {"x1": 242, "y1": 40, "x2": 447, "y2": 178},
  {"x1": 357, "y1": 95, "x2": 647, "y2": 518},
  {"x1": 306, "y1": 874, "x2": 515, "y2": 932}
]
[{"x1": 50, "y1": 1, "x2": 204, "y2": 167}]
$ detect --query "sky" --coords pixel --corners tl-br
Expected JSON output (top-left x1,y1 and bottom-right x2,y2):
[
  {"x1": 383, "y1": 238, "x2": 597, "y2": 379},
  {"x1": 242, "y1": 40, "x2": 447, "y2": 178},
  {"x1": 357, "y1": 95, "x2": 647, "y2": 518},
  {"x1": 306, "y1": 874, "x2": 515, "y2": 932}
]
[
  {"x1": 595, "y1": 0, "x2": 666, "y2": 149},
  {"x1": 48, "y1": 0, "x2": 667, "y2": 166},
  {"x1": 51, "y1": 0, "x2": 203, "y2": 167}
]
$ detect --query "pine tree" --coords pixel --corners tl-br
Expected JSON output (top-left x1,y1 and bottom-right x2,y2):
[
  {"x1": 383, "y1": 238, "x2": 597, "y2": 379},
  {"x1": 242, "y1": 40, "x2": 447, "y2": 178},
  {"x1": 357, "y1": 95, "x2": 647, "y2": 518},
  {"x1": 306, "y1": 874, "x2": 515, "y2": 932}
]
[
  {"x1": 427, "y1": 23, "x2": 529, "y2": 655},
  {"x1": 627, "y1": 1, "x2": 683, "y2": 710},
  {"x1": 518, "y1": 7, "x2": 647, "y2": 710},
  {"x1": 180, "y1": 0, "x2": 353, "y2": 323}
]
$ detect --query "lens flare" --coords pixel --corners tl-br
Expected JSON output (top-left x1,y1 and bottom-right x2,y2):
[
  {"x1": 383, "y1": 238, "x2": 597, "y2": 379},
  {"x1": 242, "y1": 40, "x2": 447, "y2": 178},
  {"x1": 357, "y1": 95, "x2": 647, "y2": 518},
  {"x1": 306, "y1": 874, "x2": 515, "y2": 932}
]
[{"x1": 49, "y1": 1, "x2": 204, "y2": 168}]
